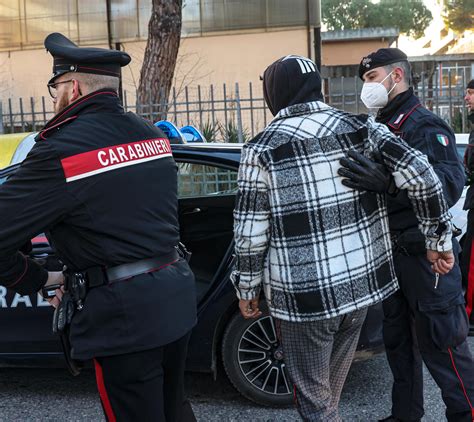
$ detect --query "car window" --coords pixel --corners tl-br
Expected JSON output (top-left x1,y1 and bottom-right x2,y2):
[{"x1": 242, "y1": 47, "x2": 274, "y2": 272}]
[
  {"x1": 10, "y1": 133, "x2": 36, "y2": 165},
  {"x1": 177, "y1": 162, "x2": 238, "y2": 198},
  {"x1": 455, "y1": 134, "x2": 469, "y2": 160},
  {"x1": 456, "y1": 145, "x2": 467, "y2": 160}
]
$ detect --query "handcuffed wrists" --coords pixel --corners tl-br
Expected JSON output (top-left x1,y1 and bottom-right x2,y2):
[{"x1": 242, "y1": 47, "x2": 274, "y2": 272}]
[
  {"x1": 236, "y1": 286, "x2": 261, "y2": 301},
  {"x1": 425, "y1": 237, "x2": 453, "y2": 252},
  {"x1": 231, "y1": 270, "x2": 261, "y2": 300}
]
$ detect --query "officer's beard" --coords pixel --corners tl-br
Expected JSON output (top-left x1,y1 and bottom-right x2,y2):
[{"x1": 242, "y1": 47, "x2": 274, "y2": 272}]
[{"x1": 54, "y1": 93, "x2": 70, "y2": 115}]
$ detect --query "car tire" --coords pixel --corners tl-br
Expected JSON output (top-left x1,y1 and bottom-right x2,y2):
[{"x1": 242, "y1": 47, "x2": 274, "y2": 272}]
[{"x1": 221, "y1": 308, "x2": 293, "y2": 407}]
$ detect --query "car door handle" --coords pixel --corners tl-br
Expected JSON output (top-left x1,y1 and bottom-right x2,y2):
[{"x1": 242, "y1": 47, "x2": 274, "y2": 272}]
[{"x1": 183, "y1": 207, "x2": 202, "y2": 215}]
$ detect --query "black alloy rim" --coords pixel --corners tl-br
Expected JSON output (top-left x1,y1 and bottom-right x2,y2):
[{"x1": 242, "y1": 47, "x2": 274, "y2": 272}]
[{"x1": 237, "y1": 316, "x2": 291, "y2": 396}]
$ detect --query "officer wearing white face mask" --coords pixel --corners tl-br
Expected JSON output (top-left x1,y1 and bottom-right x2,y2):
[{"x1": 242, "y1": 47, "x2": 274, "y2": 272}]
[
  {"x1": 339, "y1": 48, "x2": 474, "y2": 422},
  {"x1": 360, "y1": 69, "x2": 398, "y2": 109}
]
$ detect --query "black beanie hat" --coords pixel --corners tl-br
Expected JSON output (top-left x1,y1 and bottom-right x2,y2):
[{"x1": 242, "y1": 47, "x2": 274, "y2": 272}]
[{"x1": 263, "y1": 55, "x2": 323, "y2": 116}]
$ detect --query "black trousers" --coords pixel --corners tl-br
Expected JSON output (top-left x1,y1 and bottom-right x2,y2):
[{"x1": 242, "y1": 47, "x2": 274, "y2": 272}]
[
  {"x1": 383, "y1": 242, "x2": 474, "y2": 422},
  {"x1": 94, "y1": 331, "x2": 196, "y2": 422}
]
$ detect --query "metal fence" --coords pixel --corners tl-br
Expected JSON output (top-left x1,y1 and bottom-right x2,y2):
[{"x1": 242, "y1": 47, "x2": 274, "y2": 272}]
[
  {"x1": 177, "y1": 163, "x2": 238, "y2": 197},
  {"x1": 0, "y1": 75, "x2": 470, "y2": 140}
]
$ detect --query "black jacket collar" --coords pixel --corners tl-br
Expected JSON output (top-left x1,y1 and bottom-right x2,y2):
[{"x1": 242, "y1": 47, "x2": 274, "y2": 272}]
[
  {"x1": 37, "y1": 89, "x2": 123, "y2": 140},
  {"x1": 376, "y1": 87, "x2": 419, "y2": 125}
]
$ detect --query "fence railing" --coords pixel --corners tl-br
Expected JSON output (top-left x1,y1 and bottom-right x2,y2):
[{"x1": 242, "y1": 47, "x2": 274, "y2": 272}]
[{"x1": 0, "y1": 76, "x2": 470, "y2": 140}]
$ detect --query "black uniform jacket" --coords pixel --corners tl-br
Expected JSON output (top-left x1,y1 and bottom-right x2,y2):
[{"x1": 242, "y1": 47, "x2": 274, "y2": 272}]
[
  {"x1": 463, "y1": 113, "x2": 474, "y2": 210},
  {"x1": 377, "y1": 88, "x2": 465, "y2": 233},
  {"x1": 0, "y1": 90, "x2": 196, "y2": 359}
]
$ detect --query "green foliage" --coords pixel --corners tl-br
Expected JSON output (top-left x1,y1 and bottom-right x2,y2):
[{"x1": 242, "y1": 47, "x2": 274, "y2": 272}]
[
  {"x1": 443, "y1": 0, "x2": 474, "y2": 32},
  {"x1": 220, "y1": 121, "x2": 250, "y2": 143},
  {"x1": 321, "y1": 0, "x2": 372, "y2": 31},
  {"x1": 219, "y1": 121, "x2": 239, "y2": 143},
  {"x1": 379, "y1": 0, "x2": 433, "y2": 38},
  {"x1": 199, "y1": 121, "x2": 219, "y2": 142},
  {"x1": 322, "y1": 0, "x2": 432, "y2": 39}
]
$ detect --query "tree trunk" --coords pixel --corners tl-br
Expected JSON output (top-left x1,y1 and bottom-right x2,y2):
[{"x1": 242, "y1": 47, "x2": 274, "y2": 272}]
[{"x1": 137, "y1": 0, "x2": 182, "y2": 122}]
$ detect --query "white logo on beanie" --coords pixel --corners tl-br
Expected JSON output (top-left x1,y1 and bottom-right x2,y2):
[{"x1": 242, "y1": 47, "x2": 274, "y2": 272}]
[{"x1": 282, "y1": 55, "x2": 316, "y2": 74}]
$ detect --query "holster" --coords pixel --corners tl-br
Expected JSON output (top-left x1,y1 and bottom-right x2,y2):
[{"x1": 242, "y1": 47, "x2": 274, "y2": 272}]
[
  {"x1": 59, "y1": 326, "x2": 83, "y2": 377},
  {"x1": 52, "y1": 275, "x2": 84, "y2": 376},
  {"x1": 51, "y1": 245, "x2": 190, "y2": 376}
]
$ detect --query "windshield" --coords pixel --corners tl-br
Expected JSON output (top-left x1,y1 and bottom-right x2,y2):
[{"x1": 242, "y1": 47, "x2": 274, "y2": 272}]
[{"x1": 10, "y1": 134, "x2": 36, "y2": 165}]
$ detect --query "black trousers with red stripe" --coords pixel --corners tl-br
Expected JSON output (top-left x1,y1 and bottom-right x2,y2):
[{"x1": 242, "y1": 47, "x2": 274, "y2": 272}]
[
  {"x1": 383, "y1": 242, "x2": 474, "y2": 422},
  {"x1": 461, "y1": 209, "x2": 474, "y2": 320},
  {"x1": 94, "y1": 330, "x2": 196, "y2": 422}
]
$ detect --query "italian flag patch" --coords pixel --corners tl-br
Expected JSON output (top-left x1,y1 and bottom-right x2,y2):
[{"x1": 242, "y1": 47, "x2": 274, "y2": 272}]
[{"x1": 436, "y1": 134, "x2": 449, "y2": 146}]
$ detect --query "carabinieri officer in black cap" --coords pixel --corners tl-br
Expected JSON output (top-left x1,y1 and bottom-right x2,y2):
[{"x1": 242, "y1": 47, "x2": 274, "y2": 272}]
[
  {"x1": 0, "y1": 32, "x2": 197, "y2": 421},
  {"x1": 339, "y1": 48, "x2": 474, "y2": 422}
]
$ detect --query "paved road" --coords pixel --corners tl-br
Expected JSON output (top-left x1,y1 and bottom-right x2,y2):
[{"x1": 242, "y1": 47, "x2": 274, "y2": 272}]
[{"x1": 1, "y1": 339, "x2": 472, "y2": 421}]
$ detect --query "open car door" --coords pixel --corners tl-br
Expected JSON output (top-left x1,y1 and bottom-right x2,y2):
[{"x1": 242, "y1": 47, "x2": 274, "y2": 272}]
[{"x1": 176, "y1": 161, "x2": 238, "y2": 303}]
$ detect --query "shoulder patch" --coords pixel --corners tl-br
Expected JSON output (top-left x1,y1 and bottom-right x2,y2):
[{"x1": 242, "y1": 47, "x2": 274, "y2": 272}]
[
  {"x1": 61, "y1": 138, "x2": 172, "y2": 183},
  {"x1": 436, "y1": 134, "x2": 449, "y2": 147},
  {"x1": 393, "y1": 114, "x2": 404, "y2": 125}
]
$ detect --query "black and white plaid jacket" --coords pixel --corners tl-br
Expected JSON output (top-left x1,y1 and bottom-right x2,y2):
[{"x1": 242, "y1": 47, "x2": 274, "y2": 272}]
[{"x1": 232, "y1": 101, "x2": 452, "y2": 322}]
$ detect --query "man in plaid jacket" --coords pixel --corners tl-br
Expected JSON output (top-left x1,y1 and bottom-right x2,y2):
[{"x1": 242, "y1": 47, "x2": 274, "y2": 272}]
[{"x1": 231, "y1": 55, "x2": 454, "y2": 421}]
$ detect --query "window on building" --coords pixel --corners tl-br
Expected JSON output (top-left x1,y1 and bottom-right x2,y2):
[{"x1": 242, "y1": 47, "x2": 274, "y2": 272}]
[{"x1": 0, "y1": 0, "x2": 319, "y2": 51}]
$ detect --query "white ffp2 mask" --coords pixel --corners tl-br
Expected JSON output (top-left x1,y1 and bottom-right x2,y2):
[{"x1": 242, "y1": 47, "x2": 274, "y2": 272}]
[{"x1": 360, "y1": 71, "x2": 397, "y2": 109}]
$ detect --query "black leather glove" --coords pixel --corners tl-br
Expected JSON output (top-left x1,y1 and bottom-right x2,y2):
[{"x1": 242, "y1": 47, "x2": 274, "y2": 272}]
[{"x1": 338, "y1": 150, "x2": 397, "y2": 194}]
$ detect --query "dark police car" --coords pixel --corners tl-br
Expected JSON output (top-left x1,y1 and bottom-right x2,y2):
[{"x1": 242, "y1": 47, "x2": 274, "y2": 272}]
[{"x1": 0, "y1": 139, "x2": 390, "y2": 407}]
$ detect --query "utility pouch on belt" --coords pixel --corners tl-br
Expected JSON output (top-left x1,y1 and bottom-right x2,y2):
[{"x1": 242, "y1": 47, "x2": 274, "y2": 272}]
[{"x1": 59, "y1": 327, "x2": 83, "y2": 377}]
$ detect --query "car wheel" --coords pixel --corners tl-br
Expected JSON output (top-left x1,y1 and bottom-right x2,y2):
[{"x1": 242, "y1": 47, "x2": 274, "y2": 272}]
[{"x1": 221, "y1": 309, "x2": 293, "y2": 407}]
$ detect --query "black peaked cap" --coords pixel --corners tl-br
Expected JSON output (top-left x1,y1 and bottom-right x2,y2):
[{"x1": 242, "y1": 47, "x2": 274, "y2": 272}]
[
  {"x1": 45, "y1": 32, "x2": 131, "y2": 84},
  {"x1": 359, "y1": 48, "x2": 408, "y2": 80}
]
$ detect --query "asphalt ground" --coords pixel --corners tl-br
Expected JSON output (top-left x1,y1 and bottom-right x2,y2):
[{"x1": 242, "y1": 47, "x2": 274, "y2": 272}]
[{"x1": 0, "y1": 338, "x2": 472, "y2": 421}]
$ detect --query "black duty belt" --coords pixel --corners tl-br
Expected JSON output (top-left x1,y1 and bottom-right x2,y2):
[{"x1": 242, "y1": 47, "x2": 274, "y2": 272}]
[
  {"x1": 49, "y1": 247, "x2": 184, "y2": 375},
  {"x1": 85, "y1": 249, "x2": 180, "y2": 288},
  {"x1": 49, "y1": 246, "x2": 189, "y2": 312}
]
